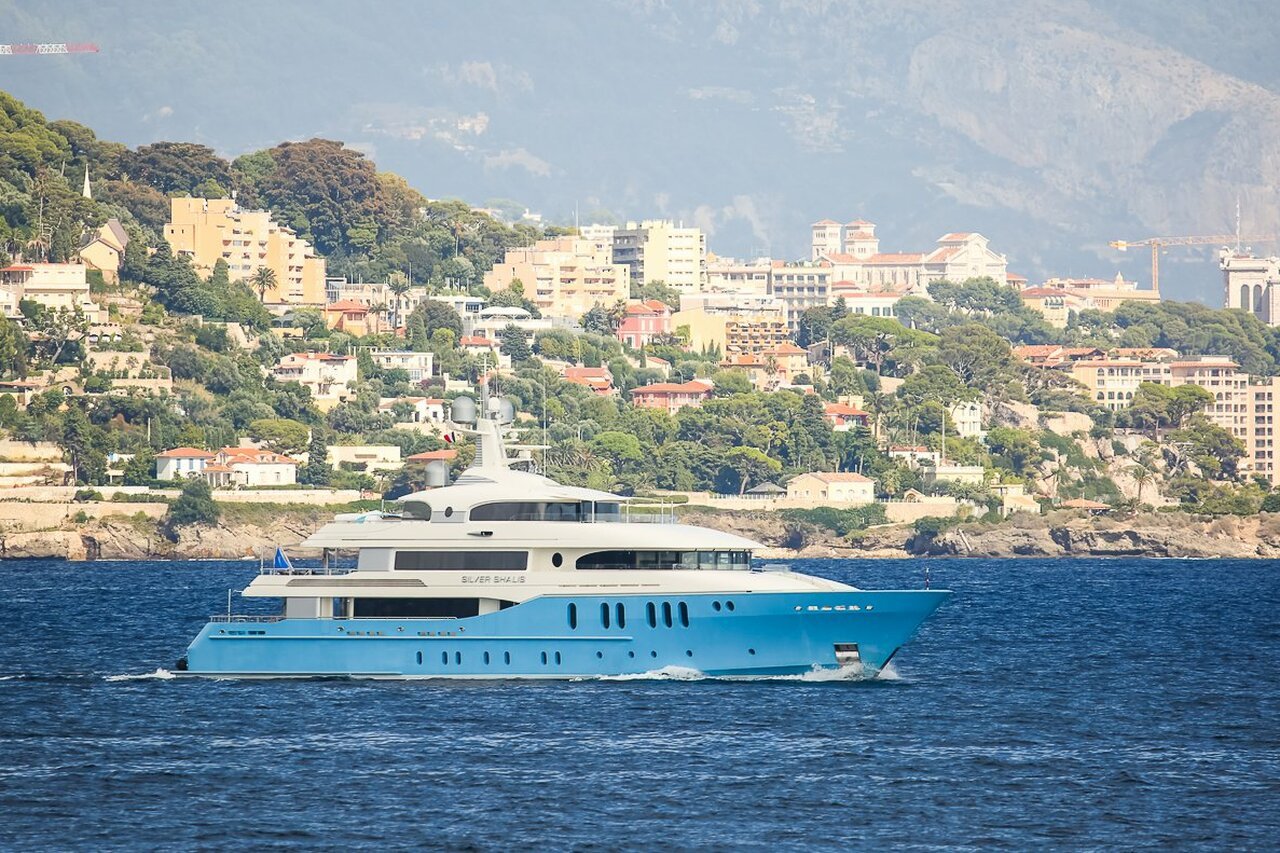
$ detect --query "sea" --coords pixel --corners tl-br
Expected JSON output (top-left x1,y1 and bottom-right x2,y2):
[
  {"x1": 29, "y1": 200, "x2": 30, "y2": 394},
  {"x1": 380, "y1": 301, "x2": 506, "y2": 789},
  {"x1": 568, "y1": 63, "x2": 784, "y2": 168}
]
[{"x1": 0, "y1": 557, "x2": 1276, "y2": 850}]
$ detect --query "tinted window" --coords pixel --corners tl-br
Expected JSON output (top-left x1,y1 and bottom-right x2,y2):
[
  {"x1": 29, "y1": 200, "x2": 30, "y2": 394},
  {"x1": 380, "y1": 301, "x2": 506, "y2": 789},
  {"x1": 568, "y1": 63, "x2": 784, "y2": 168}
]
[
  {"x1": 576, "y1": 550, "x2": 751, "y2": 570},
  {"x1": 395, "y1": 551, "x2": 527, "y2": 570},
  {"x1": 401, "y1": 501, "x2": 431, "y2": 520},
  {"x1": 470, "y1": 501, "x2": 585, "y2": 522},
  {"x1": 353, "y1": 597, "x2": 480, "y2": 618}
]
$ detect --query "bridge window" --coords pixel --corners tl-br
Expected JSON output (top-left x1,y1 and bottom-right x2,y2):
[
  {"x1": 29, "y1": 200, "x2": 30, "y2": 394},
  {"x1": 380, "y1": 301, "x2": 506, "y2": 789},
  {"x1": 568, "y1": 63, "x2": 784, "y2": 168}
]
[
  {"x1": 401, "y1": 501, "x2": 432, "y2": 520},
  {"x1": 395, "y1": 551, "x2": 527, "y2": 571},
  {"x1": 470, "y1": 501, "x2": 586, "y2": 522},
  {"x1": 576, "y1": 550, "x2": 751, "y2": 570}
]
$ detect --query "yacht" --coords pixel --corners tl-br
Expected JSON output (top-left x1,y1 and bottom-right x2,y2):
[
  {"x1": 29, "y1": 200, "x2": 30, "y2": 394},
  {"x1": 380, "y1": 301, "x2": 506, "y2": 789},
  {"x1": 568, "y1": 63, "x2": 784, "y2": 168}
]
[{"x1": 176, "y1": 394, "x2": 950, "y2": 679}]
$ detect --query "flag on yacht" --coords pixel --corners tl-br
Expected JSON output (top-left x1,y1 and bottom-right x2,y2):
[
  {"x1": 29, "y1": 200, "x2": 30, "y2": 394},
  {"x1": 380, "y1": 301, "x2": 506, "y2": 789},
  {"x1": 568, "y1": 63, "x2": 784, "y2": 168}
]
[{"x1": 273, "y1": 546, "x2": 293, "y2": 570}]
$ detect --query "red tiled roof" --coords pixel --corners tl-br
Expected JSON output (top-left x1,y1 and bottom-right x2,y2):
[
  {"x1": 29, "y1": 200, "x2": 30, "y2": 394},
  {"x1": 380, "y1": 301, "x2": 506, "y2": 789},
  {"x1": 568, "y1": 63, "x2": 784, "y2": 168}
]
[
  {"x1": 824, "y1": 403, "x2": 869, "y2": 416},
  {"x1": 564, "y1": 367, "x2": 611, "y2": 380},
  {"x1": 407, "y1": 449, "x2": 458, "y2": 462},
  {"x1": 1019, "y1": 287, "x2": 1072, "y2": 297},
  {"x1": 812, "y1": 219, "x2": 840, "y2": 226},
  {"x1": 864, "y1": 253, "x2": 924, "y2": 264},
  {"x1": 0, "y1": 265, "x2": 34, "y2": 272},
  {"x1": 1170, "y1": 361, "x2": 1238, "y2": 369},
  {"x1": 822, "y1": 253, "x2": 859, "y2": 264},
  {"x1": 845, "y1": 219, "x2": 873, "y2": 227},
  {"x1": 459, "y1": 335, "x2": 495, "y2": 347},
  {"x1": 219, "y1": 447, "x2": 299, "y2": 465},
  {"x1": 156, "y1": 447, "x2": 214, "y2": 459},
  {"x1": 326, "y1": 300, "x2": 369, "y2": 312},
  {"x1": 632, "y1": 380, "x2": 713, "y2": 396},
  {"x1": 765, "y1": 342, "x2": 807, "y2": 355},
  {"x1": 938, "y1": 232, "x2": 974, "y2": 241}
]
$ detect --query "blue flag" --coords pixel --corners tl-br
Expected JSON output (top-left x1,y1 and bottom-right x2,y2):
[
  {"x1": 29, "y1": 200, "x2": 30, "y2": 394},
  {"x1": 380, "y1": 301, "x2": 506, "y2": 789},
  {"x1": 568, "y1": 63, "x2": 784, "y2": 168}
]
[{"x1": 273, "y1": 546, "x2": 293, "y2": 570}]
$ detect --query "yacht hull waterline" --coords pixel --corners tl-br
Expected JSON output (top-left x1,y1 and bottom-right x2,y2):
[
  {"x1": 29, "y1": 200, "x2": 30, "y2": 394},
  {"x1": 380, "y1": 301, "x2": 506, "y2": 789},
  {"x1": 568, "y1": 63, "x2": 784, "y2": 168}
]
[
  {"x1": 176, "y1": 387, "x2": 951, "y2": 680},
  {"x1": 180, "y1": 589, "x2": 949, "y2": 678}
]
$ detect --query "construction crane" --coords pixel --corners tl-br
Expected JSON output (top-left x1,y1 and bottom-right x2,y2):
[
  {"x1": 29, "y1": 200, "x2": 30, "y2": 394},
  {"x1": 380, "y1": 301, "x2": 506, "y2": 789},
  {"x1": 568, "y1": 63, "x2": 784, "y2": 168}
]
[
  {"x1": 0, "y1": 43, "x2": 99, "y2": 56},
  {"x1": 1109, "y1": 233, "x2": 1278, "y2": 294}
]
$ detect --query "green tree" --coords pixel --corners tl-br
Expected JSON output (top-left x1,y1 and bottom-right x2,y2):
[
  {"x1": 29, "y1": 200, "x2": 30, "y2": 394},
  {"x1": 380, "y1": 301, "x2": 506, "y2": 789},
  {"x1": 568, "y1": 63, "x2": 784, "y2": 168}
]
[
  {"x1": 300, "y1": 430, "x2": 332, "y2": 486},
  {"x1": 985, "y1": 426, "x2": 1040, "y2": 475},
  {"x1": 498, "y1": 324, "x2": 532, "y2": 363},
  {"x1": 166, "y1": 478, "x2": 221, "y2": 532},
  {"x1": 247, "y1": 418, "x2": 311, "y2": 457},
  {"x1": 251, "y1": 267, "x2": 278, "y2": 302}
]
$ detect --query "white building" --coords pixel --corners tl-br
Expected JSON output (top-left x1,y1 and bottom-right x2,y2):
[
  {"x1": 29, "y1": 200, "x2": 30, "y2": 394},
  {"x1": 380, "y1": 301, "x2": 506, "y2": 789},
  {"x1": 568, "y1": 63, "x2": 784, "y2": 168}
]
[
  {"x1": 0, "y1": 262, "x2": 105, "y2": 322},
  {"x1": 369, "y1": 350, "x2": 434, "y2": 383},
  {"x1": 707, "y1": 256, "x2": 773, "y2": 294},
  {"x1": 271, "y1": 353, "x2": 358, "y2": 403},
  {"x1": 948, "y1": 401, "x2": 983, "y2": 438},
  {"x1": 214, "y1": 447, "x2": 299, "y2": 487},
  {"x1": 378, "y1": 396, "x2": 448, "y2": 431},
  {"x1": 1221, "y1": 250, "x2": 1280, "y2": 325},
  {"x1": 155, "y1": 447, "x2": 215, "y2": 480}
]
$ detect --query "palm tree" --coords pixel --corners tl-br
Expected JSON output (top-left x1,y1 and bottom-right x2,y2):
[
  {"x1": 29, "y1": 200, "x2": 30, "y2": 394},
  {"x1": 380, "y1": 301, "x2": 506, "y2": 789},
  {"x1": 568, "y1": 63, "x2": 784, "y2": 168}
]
[
  {"x1": 389, "y1": 277, "x2": 413, "y2": 327},
  {"x1": 251, "y1": 267, "x2": 278, "y2": 302},
  {"x1": 1128, "y1": 464, "x2": 1156, "y2": 505}
]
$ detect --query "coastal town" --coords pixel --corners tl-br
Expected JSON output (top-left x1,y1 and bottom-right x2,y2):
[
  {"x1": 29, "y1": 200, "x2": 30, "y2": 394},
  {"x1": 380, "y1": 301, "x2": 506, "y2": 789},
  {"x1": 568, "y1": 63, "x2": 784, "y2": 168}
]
[{"x1": 2, "y1": 88, "x2": 1280, "y2": 559}]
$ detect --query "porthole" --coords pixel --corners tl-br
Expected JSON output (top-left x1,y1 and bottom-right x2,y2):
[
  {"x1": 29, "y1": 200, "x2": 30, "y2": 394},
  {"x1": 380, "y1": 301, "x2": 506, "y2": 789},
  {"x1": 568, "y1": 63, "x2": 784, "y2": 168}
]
[
  {"x1": 554, "y1": 651, "x2": 562, "y2": 665},
  {"x1": 596, "y1": 651, "x2": 604, "y2": 659},
  {"x1": 444, "y1": 507, "x2": 454, "y2": 518},
  {"x1": 748, "y1": 648, "x2": 756, "y2": 655},
  {"x1": 484, "y1": 651, "x2": 491, "y2": 665},
  {"x1": 678, "y1": 602, "x2": 689, "y2": 628},
  {"x1": 601, "y1": 602, "x2": 611, "y2": 629},
  {"x1": 646, "y1": 602, "x2": 657, "y2": 628},
  {"x1": 441, "y1": 651, "x2": 448, "y2": 664},
  {"x1": 662, "y1": 601, "x2": 673, "y2": 628},
  {"x1": 552, "y1": 552, "x2": 563, "y2": 567},
  {"x1": 615, "y1": 602, "x2": 626, "y2": 629},
  {"x1": 568, "y1": 603, "x2": 578, "y2": 630},
  {"x1": 725, "y1": 600, "x2": 735, "y2": 612},
  {"x1": 686, "y1": 650, "x2": 693, "y2": 657},
  {"x1": 416, "y1": 651, "x2": 423, "y2": 665},
  {"x1": 713, "y1": 601, "x2": 722, "y2": 612},
  {"x1": 455, "y1": 651, "x2": 461, "y2": 665},
  {"x1": 650, "y1": 650, "x2": 658, "y2": 658},
  {"x1": 628, "y1": 651, "x2": 636, "y2": 658},
  {"x1": 541, "y1": 651, "x2": 548, "y2": 665},
  {"x1": 504, "y1": 651, "x2": 511, "y2": 665}
]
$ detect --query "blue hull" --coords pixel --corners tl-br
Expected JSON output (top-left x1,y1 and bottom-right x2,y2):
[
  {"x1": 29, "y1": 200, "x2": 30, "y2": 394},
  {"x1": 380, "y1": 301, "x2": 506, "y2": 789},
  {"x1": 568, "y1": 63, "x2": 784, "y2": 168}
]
[{"x1": 182, "y1": 590, "x2": 950, "y2": 678}]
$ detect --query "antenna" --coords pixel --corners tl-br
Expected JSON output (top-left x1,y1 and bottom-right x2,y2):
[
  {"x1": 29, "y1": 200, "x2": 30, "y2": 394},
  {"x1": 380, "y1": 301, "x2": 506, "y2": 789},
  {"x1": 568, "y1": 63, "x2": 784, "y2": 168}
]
[{"x1": 1236, "y1": 196, "x2": 1242, "y2": 253}]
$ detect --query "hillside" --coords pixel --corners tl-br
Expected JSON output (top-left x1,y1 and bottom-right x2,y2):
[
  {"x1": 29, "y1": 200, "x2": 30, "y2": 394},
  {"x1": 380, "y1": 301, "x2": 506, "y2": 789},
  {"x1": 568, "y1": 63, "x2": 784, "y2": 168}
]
[{"x1": 3, "y1": 1, "x2": 1279, "y2": 300}]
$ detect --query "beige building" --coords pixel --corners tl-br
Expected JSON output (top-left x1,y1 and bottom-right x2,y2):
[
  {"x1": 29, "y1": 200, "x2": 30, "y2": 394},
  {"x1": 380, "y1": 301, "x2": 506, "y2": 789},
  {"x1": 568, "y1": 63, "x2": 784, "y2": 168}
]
[
  {"x1": 483, "y1": 236, "x2": 629, "y2": 321},
  {"x1": 1017, "y1": 287, "x2": 1097, "y2": 328},
  {"x1": 327, "y1": 444, "x2": 403, "y2": 473},
  {"x1": 786, "y1": 472, "x2": 875, "y2": 506},
  {"x1": 78, "y1": 219, "x2": 129, "y2": 284},
  {"x1": 164, "y1": 198, "x2": 326, "y2": 308},
  {"x1": 815, "y1": 224, "x2": 1008, "y2": 294},
  {"x1": 1039, "y1": 274, "x2": 1159, "y2": 312},
  {"x1": 672, "y1": 304, "x2": 789, "y2": 358},
  {"x1": 610, "y1": 220, "x2": 707, "y2": 292}
]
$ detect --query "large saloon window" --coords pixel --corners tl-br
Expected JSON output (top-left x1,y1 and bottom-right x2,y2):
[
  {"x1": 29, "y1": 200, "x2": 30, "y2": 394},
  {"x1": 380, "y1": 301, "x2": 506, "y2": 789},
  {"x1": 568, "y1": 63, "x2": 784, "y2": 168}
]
[
  {"x1": 575, "y1": 550, "x2": 751, "y2": 570},
  {"x1": 352, "y1": 597, "x2": 481, "y2": 618},
  {"x1": 395, "y1": 551, "x2": 528, "y2": 571},
  {"x1": 470, "y1": 501, "x2": 586, "y2": 522}
]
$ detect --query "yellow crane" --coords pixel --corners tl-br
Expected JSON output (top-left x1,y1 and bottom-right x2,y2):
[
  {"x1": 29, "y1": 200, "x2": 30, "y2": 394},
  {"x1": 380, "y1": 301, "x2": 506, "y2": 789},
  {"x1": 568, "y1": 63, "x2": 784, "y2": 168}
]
[{"x1": 1109, "y1": 234, "x2": 1278, "y2": 294}]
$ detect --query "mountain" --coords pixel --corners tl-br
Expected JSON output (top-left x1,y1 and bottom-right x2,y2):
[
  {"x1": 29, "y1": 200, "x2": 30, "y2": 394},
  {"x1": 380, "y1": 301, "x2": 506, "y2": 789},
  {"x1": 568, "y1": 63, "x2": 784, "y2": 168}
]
[{"x1": 5, "y1": 0, "x2": 1279, "y2": 301}]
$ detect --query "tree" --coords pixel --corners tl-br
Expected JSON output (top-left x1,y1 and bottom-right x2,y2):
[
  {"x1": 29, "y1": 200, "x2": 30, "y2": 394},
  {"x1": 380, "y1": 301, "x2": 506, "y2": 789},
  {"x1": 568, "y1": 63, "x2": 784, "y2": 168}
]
[
  {"x1": 937, "y1": 324, "x2": 1014, "y2": 387},
  {"x1": 251, "y1": 267, "x2": 278, "y2": 302},
  {"x1": 300, "y1": 430, "x2": 332, "y2": 486},
  {"x1": 581, "y1": 305, "x2": 615, "y2": 336},
  {"x1": 985, "y1": 426, "x2": 1040, "y2": 475},
  {"x1": 1129, "y1": 383, "x2": 1213, "y2": 439},
  {"x1": 1128, "y1": 464, "x2": 1156, "y2": 505},
  {"x1": 499, "y1": 324, "x2": 532, "y2": 363},
  {"x1": 247, "y1": 418, "x2": 311, "y2": 457},
  {"x1": 166, "y1": 477, "x2": 221, "y2": 533},
  {"x1": 715, "y1": 446, "x2": 782, "y2": 495}
]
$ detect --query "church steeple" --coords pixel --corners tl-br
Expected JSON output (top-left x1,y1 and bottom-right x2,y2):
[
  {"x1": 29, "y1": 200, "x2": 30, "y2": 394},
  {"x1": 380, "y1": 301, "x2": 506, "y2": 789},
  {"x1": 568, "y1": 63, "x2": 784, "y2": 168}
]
[{"x1": 81, "y1": 165, "x2": 91, "y2": 200}]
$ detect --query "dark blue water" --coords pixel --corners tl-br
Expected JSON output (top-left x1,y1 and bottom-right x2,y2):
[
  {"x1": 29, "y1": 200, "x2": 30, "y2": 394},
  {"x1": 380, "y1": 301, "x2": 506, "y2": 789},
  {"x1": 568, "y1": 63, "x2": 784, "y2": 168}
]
[{"x1": 1, "y1": 558, "x2": 1277, "y2": 850}]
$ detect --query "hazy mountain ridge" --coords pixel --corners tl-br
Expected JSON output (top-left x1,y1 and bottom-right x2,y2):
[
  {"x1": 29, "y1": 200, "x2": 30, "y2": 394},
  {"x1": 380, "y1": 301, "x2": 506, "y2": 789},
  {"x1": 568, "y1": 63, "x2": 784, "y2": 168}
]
[{"x1": 4, "y1": 0, "x2": 1278, "y2": 299}]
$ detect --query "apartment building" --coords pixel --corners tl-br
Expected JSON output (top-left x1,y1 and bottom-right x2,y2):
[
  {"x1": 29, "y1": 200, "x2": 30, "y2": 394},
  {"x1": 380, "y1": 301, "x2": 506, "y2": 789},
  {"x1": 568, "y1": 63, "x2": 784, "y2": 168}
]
[
  {"x1": 483, "y1": 236, "x2": 629, "y2": 321},
  {"x1": 609, "y1": 220, "x2": 707, "y2": 292},
  {"x1": 165, "y1": 197, "x2": 326, "y2": 307},
  {"x1": 672, "y1": 302, "x2": 789, "y2": 358},
  {"x1": 1039, "y1": 274, "x2": 1159, "y2": 312},
  {"x1": 768, "y1": 262, "x2": 831, "y2": 329},
  {"x1": 631, "y1": 379, "x2": 713, "y2": 414}
]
